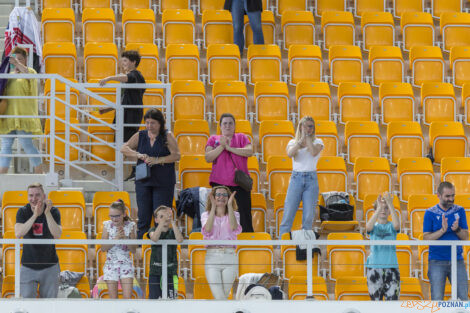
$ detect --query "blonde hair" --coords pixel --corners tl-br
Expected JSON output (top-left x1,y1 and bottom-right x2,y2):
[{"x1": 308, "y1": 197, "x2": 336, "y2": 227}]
[
  {"x1": 110, "y1": 199, "x2": 131, "y2": 222},
  {"x1": 153, "y1": 205, "x2": 171, "y2": 218},
  {"x1": 27, "y1": 182, "x2": 44, "y2": 193},
  {"x1": 206, "y1": 186, "x2": 238, "y2": 214},
  {"x1": 294, "y1": 116, "x2": 316, "y2": 145}
]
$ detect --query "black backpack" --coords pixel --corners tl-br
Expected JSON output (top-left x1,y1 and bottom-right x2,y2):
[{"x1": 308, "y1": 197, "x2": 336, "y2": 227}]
[{"x1": 319, "y1": 191, "x2": 354, "y2": 222}]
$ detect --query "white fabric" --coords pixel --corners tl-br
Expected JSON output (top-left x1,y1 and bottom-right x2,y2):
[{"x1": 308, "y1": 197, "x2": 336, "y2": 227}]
[
  {"x1": 199, "y1": 187, "x2": 211, "y2": 213},
  {"x1": 235, "y1": 273, "x2": 264, "y2": 300},
  {"x1": 287, "y1": 138, "x2": 324, "y2": 172},
  {"x1": 242, "y1": 285, "x2": 272, "y2": 300},
  {"x1": 291, "y1": 229, "x2": 318, "y2": 251},
  {"x1": 205, "y1": 249, "x2": 238, "y2": 299}
]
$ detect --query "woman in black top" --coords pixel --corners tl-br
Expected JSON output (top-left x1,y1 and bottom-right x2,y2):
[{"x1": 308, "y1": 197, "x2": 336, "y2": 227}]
[{"x1": 121, "y1": 108, "x2": 181, "y2": 238}]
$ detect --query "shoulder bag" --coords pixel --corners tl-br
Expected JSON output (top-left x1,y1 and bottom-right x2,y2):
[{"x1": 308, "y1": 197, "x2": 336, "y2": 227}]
[{"x1": 229, "y1": 152, "x2": 253, "y2": 192}]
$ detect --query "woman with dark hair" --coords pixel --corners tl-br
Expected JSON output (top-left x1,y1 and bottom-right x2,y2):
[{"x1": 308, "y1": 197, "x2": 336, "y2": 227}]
[
  {"x1": 205, "y1": 113, "x2": 254, "y2": 232},
  {"x1": 121, "y1": 108, "x2": 180, "y2": 238}
]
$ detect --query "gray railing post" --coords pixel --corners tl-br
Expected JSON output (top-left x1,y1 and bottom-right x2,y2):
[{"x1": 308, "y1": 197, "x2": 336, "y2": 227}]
[
  {"x1": 451, "y1": 244, "x2": 457, "y2": 300},
  {"x1": 165, "y1": 85, "x2": 171, "y2": 128},
  {"x1": 307, "y1": 242, "x2": 312, "y2": 298},
  {"x1": 14, "y1": 242, "x2": 20, "y2": 298},
  {"x1": 162, "y1": 242, "x2": 168, "y2": 299},
  {"x1": 49, "y1": 79, "x2": 56, "y2": 175},
  {"x1": 64, "y1": 84, "x2": 71, "y2": 182},
  {"x1": 115, "y1": 86, "x2": 124, "y2": 191}
]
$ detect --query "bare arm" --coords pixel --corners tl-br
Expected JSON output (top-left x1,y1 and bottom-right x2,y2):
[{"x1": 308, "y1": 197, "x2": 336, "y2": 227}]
[
  {"x1": 100, "y1": 225, "x2": 113, "y2": 252},
  {"x1": 147, "y1": 132, "x2": 181, "y2": 165},
  {"x1": 305, "y1": 138, "x2": 323, "y2": 157},
  {"x1": 365, "y1": 209, "x2": 379, "y2": 233},
  {"x1": 455, "y1": 228, "x2": 469, "y2": 240},
  {"x1": 128, "y1": 223, "x2": 137, "y2": 254},
  {"x1": 205, "y1": 145, "x2": 225, "y2": 163},
  {"x1": 14, "y1": 214, "x2": 38, "y2": 238},
  {"x1": 99, "y1": 74, "x2": 128, "y2": 86},
  {"x1": 120, "y1": 132, "x2": 144, "y2": 158},
  {"x1": 171, "y1": 221, "x2": 184, "y2": 243},
  {"x1": 45, "y1": 211, "x2": 62, "y2": 239},
  {"x1": 384, "y1": 194, "x2": 400, "y2": 231},
  {"x1": 423, "y1": 230, "x2": 446, "y2": 240},
  {"x1": 226, "y1": 144, "x2": 253, "y2": 158},
  {"x1": 287, "y1": 141, "x2": 302, "y2": 158}
]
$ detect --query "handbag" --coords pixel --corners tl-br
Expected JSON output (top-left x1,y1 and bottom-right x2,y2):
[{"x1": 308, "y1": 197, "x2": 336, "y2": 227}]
[
  {"x1": 135, "y1": 162, "x2": 151, "y2": 181},
  {"x1": 0, "y1": 99, "x2": 7, "y2": 115},
  {"x1": 229, "y1": 153, "x2": 253, "y2": 192}
]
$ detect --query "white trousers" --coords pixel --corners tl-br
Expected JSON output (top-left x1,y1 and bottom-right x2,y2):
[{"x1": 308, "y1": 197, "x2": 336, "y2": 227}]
[{"x1": 204, "y1": 249, "x2": 238, "y2": 299}]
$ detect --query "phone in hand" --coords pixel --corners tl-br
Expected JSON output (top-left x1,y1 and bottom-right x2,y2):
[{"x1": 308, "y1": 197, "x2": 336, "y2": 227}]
[{"x1": 10, "y1": 53, "x2": 16, "y2": 71}]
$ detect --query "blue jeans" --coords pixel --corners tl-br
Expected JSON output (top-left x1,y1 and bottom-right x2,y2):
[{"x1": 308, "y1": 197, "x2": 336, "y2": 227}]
[
  {"x1": 0, "y1": 130, "x2": 41, "y2": 168},
  {"x1": 279, "y1": 171, "x2": 319, "y2": 236},
  {"x1": 230, "y1": 0, "x2": 264, "y2": 54},
  {"x1": 428, "y1": 259, "x2": 468, "y2": 300}
]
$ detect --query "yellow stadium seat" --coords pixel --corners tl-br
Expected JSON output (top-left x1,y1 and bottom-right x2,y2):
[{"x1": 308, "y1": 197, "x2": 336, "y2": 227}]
[
  {"x1": 396, "y1": 234, "x2": 414, "y2": 279},
  {"x1": 361, "y1": 12, "x2": 395, "y2": 51},
  {"x1": 363, "y1": 194, "x2": 401, "y2": 234},
  {"x1": 317, "y1": 156, "x2": 347, "y2": 194},
  {"x1": 369, "y1": 46, "x2": 404, "y2": 87},
  {"x1": 236, "y1": 232, "x2": 273, "y2": 275},
  {"x1": 432, "y1": 0, "x2": 462, "y2": 19},
  {"x1": 354, "y1": 157, "x2": 391, "y2": 201},
  {"x1": 202, "y1": 10, "x2": 233, "y2": 48},
  {"x1": 247, "y1": 44, "x2": 281, "y2": 85},
  {"x1": 463, "y1": 83, "x2": 470, "y2": 125},
  {"x1": 345, "y1": 121, "x2": 381, "y2": 164},
  {"x1": 454, "y1": 194, "x2": 470, "y2": 225},
  {"x1": 166, "y1": 44, "x2": 200, "y2": 82},
  {"x1": 244, "y1": 10, "x2": 276, "y2": 48},
  {"x1": 2, "y1": 231, "x2": 21, "y2": 277},
  {"x1": 56, "y1": 231, "x2": 88, "y2": 273},
  {"x1": 321, "y1": 11, "x2": 355, "y2": 50},
  {"x1": 198, "y1": 0, "x2": 225, "y2": 15},
  {"x1": 92, "y1": 191, "x2": 131, "y2": 235},
  {"x1": 44, "y1": 79, "x2": 79, "y2": 119},
  {"x1": 252, "y1": 193, "x2": 267, "y2": 232},
  {"x1": 215, "y1": 119, "x2": 254, "y2": 144},
  {"x1": 379, "y1": 82, "x2": 415, "y2": 124},
  {"x1": 259, "y1": 120, "x2": 295, "y2": 163},
  {"x1": 171, "y1": 80, "x2": 205, "y2": 121},
  {"x1": 44, "y1": 119, "x2": 80, "y2": 163},
  {"x1": 193, "y1": 276, "x2": 215, "y2": 299},
  {"x1": 48, "y1": 190, "x2": 85, "y2": 232},
  {"x1": 254, "y1": 81, "x2": 289, "y2": 123},
  {"x1": 1, "y1": 275, "x2": 15, "y2": 298},
  {"x1": 120, "y1": 0, "x2": 151, "y2": 13},
  {"x1": 329, "y1": 45, "x2": 363, "y2": 87},
  {"x1": 122, "y1": 8, "x2": 155, "y2": 46},
  {"x1": 174, "y1": 119, "x2": 209, "y2": 155},
  {"x1": 408, "y1": 194, "x2": 438, "y2": 239},
  {"x1": 274, "y1": 193, "x2": 302, "y2": 237},
  {"x1": 162, "y1": 9, "x2": 195, "y2": 48},
  {"x1": 335, "y1": 276, "x2": 369, "y2": 300},
  {"x1": 86, "y1": 86, "x2": 116, "y2": 123},
  {"x1": 267, "y1": 156, "x2": 292, "y2": 201},
  {"x1": 87, "y1": 124, "x2": 115, "y2": 163},
  {"x1": 440, "y1": 13, "x2": 470, "y2": 53},
  {"x1": 387, "y1": 121, "x2": 424, "y2": 165},
  {"x1": 421, "y1": 82, "x2": 456, "y2": 125},
  {"x1": 451, "y1": 47, "x2": 470, "y2": 88},
  {"x1": 188, "y1": 232, "x2": 206, "y2": 280},
  {"x1": 247, "y1": 156, "x2": 261, "y2": 193},
  {"x1": 441, "y1": 157, "x2": 470, "y2": 194},
  {"x1": 338, "y1": 82, "x2": 373, "y2": 124},
  {"x1": 43, "y1": 42, "x2": 77, "y2": 80},
  {"x1": 81, "y1": 0, "x2": 112, "y2": 11},
  {"x1": 400, "y1": 12, "x2": 435, "y2": 52},
  {"x1": 41, "y1": 8, "x2": 75, "y2": 43},
  {"x1": 142, "y1": 85, "x2": 165, "y2": 119},
  {"x1": 410, "y1": 46, "x2": 445, "y2": 87},
  {"x1": 327, "y1": 233, "x2": 366, "y2": 281},
  {"x1": 315, "y1": 0, "x2": 345, "y2": 17},
  {"x1": 281, "y1": 233, "x2": 320, "y2": 279},
  {"x1": 276, "y1": 0, "x2": 307, "y2": 16},
  {"x1": 82, "y1": 8, "x2": 115, "y2": 45},
  {"x1": 179, "y1": 155, "x2": 212, "y2": 189},
  {"x1": 160, "y1": 0, "x2": 190, "y2": 14},
  {"x1": 288, "y1": 276, "x2": 329, "y2": 300},
  {"x1": 126, "y1": 43, "x2": 159, "y2": 81},
  {"x1": 206, "y1": 44, "x2": 240, "y2": 84},
  {"x1": 2, "y1": 190, "x2": 27, "y2": 235},
  {"x1": 393, "y1": 0, "x2": 423, "y2": 18},
  {"x1": 316, "y1": 121, "x2": 339, "y2": 156},
  {"x1": 281, "y1": 11, "x2": 315, "y2": 50},
  {"x1": 296, "y1": 82, "x2": 331, "y2": 121},
  {"x1": 429, "y1": 121, "x2": 467, "y2": 164},
  {"x1": 288, "y1": 45, "x2": 322, "y2": 86},
  {"x1": 84, "y1": 42, "x2": 118, "y2": 82},
  {"x1": 42, "y1": 0, "x2": 72, "y2": 10},
  {"x1": 400, "y1": 277, "x2": 424, "y2": 300},
  {"x1": 212, "y1": 80, "x2": 247, "y2": 122},
  {"x1": 355, "y1": 0, "x2": 386, "y2": 17},
  {"x1": 319, "y1": 193, "x2": 358, "y2": 232}
]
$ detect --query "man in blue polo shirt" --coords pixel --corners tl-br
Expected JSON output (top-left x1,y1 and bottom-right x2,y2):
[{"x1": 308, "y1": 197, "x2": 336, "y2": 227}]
[{"x1": 423, "y1": 181, "x2": 469, "y2": 300}]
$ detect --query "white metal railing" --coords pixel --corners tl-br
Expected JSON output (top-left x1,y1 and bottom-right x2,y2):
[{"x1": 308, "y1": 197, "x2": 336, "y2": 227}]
[
  {"x1": 0, "y1": 73, "x2": 171, "y2": 190},
  {"x1": 1, "y1": 238, "x2": 468, "y2": 300}
]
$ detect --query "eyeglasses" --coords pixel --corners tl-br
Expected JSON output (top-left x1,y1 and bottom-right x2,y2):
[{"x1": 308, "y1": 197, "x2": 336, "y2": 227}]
[
  {"x1": 109, "y1": 214, "x2": 122, "y2": 218},
  {"x1": 304, "y1": 125, "x2": 315, "y2": 129},
  {"x1": 215, "y1": 193, "x2": 229, "y2": 198}
]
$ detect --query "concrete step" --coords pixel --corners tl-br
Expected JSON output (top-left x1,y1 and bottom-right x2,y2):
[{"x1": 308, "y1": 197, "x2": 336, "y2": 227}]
[{"x1": 0, "y1": 4, "x2": 13, "y2": 16}]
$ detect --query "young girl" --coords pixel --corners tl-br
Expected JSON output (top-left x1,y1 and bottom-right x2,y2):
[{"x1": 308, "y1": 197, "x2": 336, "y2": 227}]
[
  {"x1": 365, "y1": 192, "x2": 401, "y2": 300},
  {"x1": 102, "y1": 199, "x2": 137, "y2": 299}
]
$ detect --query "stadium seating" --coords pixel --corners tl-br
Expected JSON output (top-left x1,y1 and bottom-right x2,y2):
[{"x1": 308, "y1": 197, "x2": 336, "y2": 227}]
[
  {"x1": 355, "y1": 0, "x2": 386, "y2": 17},
  {"x1": 81, "y1": 0, "x2": 111, "y2": 11},
  {"x1": 432, "y1": 0, "x2": 463, "y2": 19},
  {"x1": 327, "y1": 233, "x2": 366, "y2": 281},
  {"x1": 379, "y1": 82, "x2": 415, "y2": 124},
  {"x1": 166, "y1": 44, "x2": 200, "y2": 82},
  {"x1": 345, "y1": 121, "x2": 381, "y2": 164},
  {"x1": 451, "y1": 47, "x2": 470, "y2": 88},
  {"x1": 353, "y1": 157, "x2": 391, "y2": 202},
  {"x1": 409, "y1": 46, "x2": 445, "y2": 87},
  {"x1": 266, "y1": 156, "x2": 292, "y2": 201},
  {"x1": 315, "y1": 0, "x2": 345, "y2": 18},
  {"x1": 281, "y1": 11, "x2": 315, "y2": 50},
  {"x1": 212, "y1": 80, "x2": 247, "y2": 122},
  {"x1": 174, "y1": 119, "x2": 210, "y2": 155},
  {"x1": 84, "y1": 42, "x2": 118, "y2": 82},
  {"x1": 329, "y1": 45, "x2": 363, "y2": 87},
  {"x1": 252, "y1": 193, "x2": 267, "y2": 232},
  {"x1": 337, "y1": 82, "x2": 373, "y2": 124},
  {"x1": 317, "y1": 156, "x2": 348, "y2": 194},
  {"x1": 202, "y1": 10, "x2": 233, "y2": 48},
  {"x1": 296, "y1": 82, "x2": 331, "y2": 121},
  {"x1": 408, "y1": 194, "x2": 439, "y2": 239},
  {"x1": 126, "y1": 43, "x2": 159, "y2": 81},
  {"x1": 369, "y1": 46, "x2": 404, "y2": 87},
  {"x1": 41, "y1": 8, "x2": 75, "y2": 43},
  {"x1": 386, "y1": 121, "x2": 424, "y2": 165},
  {"x1": 162, "y1": 9, "x2": 196, "y2": 48},
  {"x1": 429, "y1": 121, "x2": 467, "y2": 164},
  {"x1": 122, "y1": 8, "x2": 156, "y2": 46},
  {"x1": 244, "y1": 11, "x2": 275, "y2": 48},
  {"x1": 171, "y1": 80, "x2": 205, "y2": 121},
  {"x1": 178, "y1": 155, "x2": 212, "y2": 189},
  {"x1": 43, "y1": 42, "x2": 77, "y2": 80},
  {"x1": 315, "y1": 121, "x2": 339, "y2": 156},
  {"x1": 335, "y1": 276, "x2": 369, "y2": 300},
  {"x1": 259, "y1": 120, "x2": 295, "y2": 163},
  {"x1": 288, "y1": 45, "x2": 322, "y2": 86},
  {"x1": 441, "y1": 157, "x2": 470, "y2": 194},
  {"x1": 2, "y1": 190, "x2": 28, "y2": 235},
  {"x1": 393, "y1": 0, "x2": 423, "y2": 19},
  {"x1": 400, "y1": 12, "x2": 434, "y2": 52},
  {"x1": 82, "y1": 8, "x2": 115, "y2": 45},
  {"x1": 420, "y1": 82, "x2": 456, "y2": 125},
  {"x1": 206, "y1": 44, "x2": 241, "y2": 84},
  {"x1": 288, "y1": 276, "x2": 329, "y2": 300},
  {"x1": 321, "y1": 11, "x2": 355, "y2": 50},
  {"x1": 237, "y1": 232, "x2": 273, "y2": 275},
  {"x1": 254, "y1": 81, "x2": 289, "y2": 123},
  {"x1": 361, "y1": 12, "x2": 395, "y2": 51},
  {"x1": 440, "y1": 13, "x2": 470, "y2": 53},
  {"x1": 281, "y1": 233, "x2": 320, "y2": 280},
  {"x1": 247, "y1": 44, "x2": 281, "y2": 85},
  {"x1": 397, "y1": 157, "x2": 435, "y2": 203},
  {"x1": 159, "y1": 0, "x2": 190, "y2": 13}
]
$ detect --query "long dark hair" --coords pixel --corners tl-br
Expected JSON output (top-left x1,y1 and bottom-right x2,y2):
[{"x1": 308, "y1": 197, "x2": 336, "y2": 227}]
[{"x1": 144, "y1": 108, "x2": 167, "y2": 145}]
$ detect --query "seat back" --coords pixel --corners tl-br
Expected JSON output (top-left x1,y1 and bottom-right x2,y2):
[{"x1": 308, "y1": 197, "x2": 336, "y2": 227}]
[
  {"x1": 2, "y1": 190, "x2": 28, "y2": 235},
  {"x1": 407, "y1": 194, "x2": 439, "y2": 239},
  {"x1": 236, "y1": 232, "x2": 273, "y2": 275},
  {"x1": 93, "y1": 191, "x2": 131, "y2": 235},
  {"x1": 327, "y1": 233, "x2": 366, "y2": 281},
  {"x1": 289, "y1": 46, "x2": 323, "y2": 86},
  {"x1": 274, "y1": 194, "x2": 303, "y2": 238},
  {"x1": 56, "y1": 231, "x2": 88, "y2": 273},
  {"x1": 267, "y1": 156, "x2": 292, "y2": 201},
  {"x1": 82, "y1": 8, "x2": 115, "y2": 44},
  {"x1": 84, "y1": 42, "x2": 118, "y2": 81},
  {"x1": 251, "y1": 193, "x2": 267, "y2": 233},
  {"x1": 171, "y1": 80, "x2": 205, "y2": 121},
  {"x1": 317, "y1": 156, "x2": 347, "y2": 193},
  {"x1": 281, "y1": 233, "x2": 320, "y2": 280},
  {"x1": 174, "y1": 119, "x2": 210, "y2": 155},
  {"x1": 397, "y1": 157, "x2": 434, "y2": 202},
  {"x1": 288, "y1": 275, "x2": 328, "y2": 300},
  {"x1": 48, "y1": 190, "x2": 86, "y2": 232},
  {"x1": 41, "y1": 8, "x2": 75, "y2": 43},
  {"x1": 122, "y1": 8, "x2": 156, "y2": 46},
  {"x1": 335, "y1": 276, "x2": 369, "y2": 300},
  {"x1": 354, "y1": 157, "x2": 391, "y2": 201},
  {"x1": 178, "y1": 155, "x2": 212, "y2": 189},
  {"x1": 259, "y1": 120, "x2": 295, "y2": 163},
  {"x1": 188, "y1": 232, "x2": 206, "y2": 280}
]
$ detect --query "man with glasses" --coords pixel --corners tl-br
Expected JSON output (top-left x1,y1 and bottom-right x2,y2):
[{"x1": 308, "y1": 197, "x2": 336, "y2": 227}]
[{"x1": 14, "y1": 182, "x2": 62, "y2": 298}]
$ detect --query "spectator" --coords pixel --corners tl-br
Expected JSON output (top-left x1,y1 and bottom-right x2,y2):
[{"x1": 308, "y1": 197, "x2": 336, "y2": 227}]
[
  {"x1": 424, "y1": 181, "x2": 469, "y2": 300},
  {"x1": 15, "y1": 183, "x2": 62, "y2": 298},
  {"x1": 224, "y1": 0, "x2": 264, "y2": 54},
  {"x1": 102, "y1": 199, "x2": 137, "y2": 299},
  {"x1": 279, "y1": 116, "x2": 323, "y2": 236},
  {"x1": 365, "y1": 192, "x2": 401, "y2": 300},
  {"x1": 147, "y1": 205, "x2": 183, "y2": 299},
  {"x1": 205, "y1": 113, "x2": 254, "y2": 232},
  {"x1": 202, "y1": 186, "x2": 242, "y2": 299},
  {"x1": 0, "y1": 47, "x2": 43, "y2": 174},
  {"x1": 99, "y1": 50, "x2": 146, "y2": 181},
  {"x1": 121, "y1": 108, "x2": 180, "y2": 239}
]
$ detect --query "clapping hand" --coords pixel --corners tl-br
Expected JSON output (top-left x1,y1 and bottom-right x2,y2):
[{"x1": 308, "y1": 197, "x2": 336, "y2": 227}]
[
  {"x1": 116, "y1": 226, "x2": 126, "y2": 239},
  {"x1": 228, "y1": 191, "x2": 237, "y2": 208},
  {"x1": 441, "y1": 214, "x2": 448, "y2": 233},
  {"x1": 32, "y1": 201, "x2": 44, "y2": 217},
  {"x1": 451, "y1": 215, "x2": 460, "y2": 232},
  {"x1": 209, "y1": 193, "x2": 217, "y2": 211},
  {"x1": 44, "y1": 199, "x2": 53, "y2": 215}
]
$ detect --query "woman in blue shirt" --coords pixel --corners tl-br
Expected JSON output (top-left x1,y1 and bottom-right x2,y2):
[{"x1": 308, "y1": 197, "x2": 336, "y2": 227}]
[{"x1": 365, "y1": 192, "x2": 401, "y2": 300}]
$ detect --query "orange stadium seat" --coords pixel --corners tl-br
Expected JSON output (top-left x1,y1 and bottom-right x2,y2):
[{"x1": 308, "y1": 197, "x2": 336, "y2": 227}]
[
  {"x1": 179, "y1": 155, "x2": 212, "y2": 189},
  {"x1": 400, "y1": 12, "x2": 434, "y2": 52},
  {"x1": 87, "y1": 124, "x2": 116, "y2": 163},
  {"x1": 166, "y1": 44, "x2": 200, "y2": 82},
  {"x1": 247, "y1": 156, "x2": 261, "y2": 193},
  {"x1": 254, "y1": 81, "x2": 289, "y2": 123},
  {"x1": 463, "y1": 83, "x2": 470, "y2": 125},
  {"x1": 86, "y1": 86, "x2": 116, "y2": 123},
  {"x1": 317, "y1": 156, "x2": 348, "y2": 194},
  {"x1": 400, "y1": 277, "x2": 424, "y2": 300},
  {"x1": 81, "y1": 0, "x2": 112, "y2": 11},
  {"x1": 259, "y1": 120, "x2": 295, "y2": 163},
  {"x1": 315, "y1": 0, "x2": 346, "y2": 18},
  {"x1": 126, "y1": 43, "x2": 159, "y2": 81},
  {"x1": 198, "y1": 0, "x2": 225, "y2": 15},
  {"x1": 237, "y1": 232, "x2": 274, "y2": 275},
  {"x1": 42, "y1": 0, "x2": 71, "y2": 10},
  {"x1": 56, "y1": 231, "x2": 88, "y2": 273},
  {"x1": 421, "y1": 82, "x2": 456, "y2": 125},
  {"x1": 206, "y1": 44, "x2": 241, "y2": 84},
  {"x1": 281, "y1": 233, "x2": 320, "y2": 280},
  {"x1": 188, "y1": 232, "x2": 206, "y2": 280},
  {"x1": 160, "y1": 0, "x2": 190, "y2": 13},
  {"x1": 202, "y1": 10, "x2": 233, "y2": 48},
  {"x1": 122, "y1": 8, "x2": 155, "y2": 46},
  {"x1": 327, "y1": 233, "x2": 366, "y2": 281},
  {"x1": 44, "y1": 79, "x2": 79, "y2": 120},
  {"x1": 335, "y1": 276, "x2": 369, "y2": 300},
  {"x1": 41, "y1": 8, "x2": 75, "y2": 43},
  {"x1": 82, "y1": 8, "x2": 115, "y2": 45},
  {"x1": 212, "y1": 80, "x2": 247, "y2": 122},
  {"x1": 142, "y1": 85, "x2": 165, "y2": 117},
  {"x1": 2, "y1": 231, "x2": 20, "y2": 277},
  {"x1": 408, "y1": 194, "x2": 438, "y2": 240},
  {"x1": 440, "y1": 13, "x2": 470, "y2": 53},
  {"x1": 387, "y1": 121, "x2": 424, "y2": 165},
  {"x1": 92, "y1": 191, "x2": 131, "y2": 235},
  {"x1": 432, "y1": 0, "x2": 462, "y2": 19},
  {"x1": 44, "y1": 119, "x2": 80, "y2": 163},
  {"x1": 48, "y1": 190, "x2": 86, "y2": 232},
  {"x1": 369, "y1": 46, "x2": 404, "y2": 87},
  {"x1": 454, "y1": 194, "x2": 470, "y2": 225},
  {"x1": 162, "y1": 9, "x2": 195, "y2": 48},
  {"x1": 354, "y1": 0, "x2": 386, "y2": 17},
  {"x1": 43, "y1": 42, "x2": 77, "y2": 80},
  {"x1": 274, "y1": 193, "x2": 302, "y2": 237},
  {"x1": 171, "y1": 80, "x2": 205, "y2": 121},
  {"x1": 252, "y1": 193, "x2": 267, "y2": 232},
  {"x1": 379, "y1": 82, "x2": 415, "y2": 124},
  {"x1": 288, "y1": 45, "x2": 322, "y2": 86},
  {"x1": 2, "y1": 190, "x2": 27, "y2": 235},
  {"x1": 288, "y1": 276, "x2": 329, "y2": 300},
  {"x1": 363, "y1": 194, "x2": 401, "y2": 234},
  {"x1": 441, "y1": 157, "x2": 470, "y2": 194},
  {"x1": 354, "y1": 157, "x2": 391, "y2": 202},
  {"x1": 451, "y1": 47, "x2": 470, "y2": 88},
  {"x1": 410, "y1": 46, "x2": 445, "y2": 87},
  {"x1": 267, "y1": 156, "x2": 292, "y2": 201},
  {"x1": 120, "y1": 0, "x2": 151, "y2": 13},
  {"x1": 338, "y1": 82, "x2": 373, "y2": 124},
  {"x1": 393, "y1": 0, "x2": 423, "y2": 19},
  {"x1": 397, "y1": 158, "x2": 434, "y2": 203},
  {"x1": 429, "y1": 121, "x2": 467, "y2": 164},
  {"x1": 329, "y1": 45, "x2": 363, "y2": 87},
  {"x1": 174, "y1": 119, "x2": 210, "y2": 155},
  {"x1": 361, "y1": 12, "x2": 395, "y2": 51},
  {"x1": 296, "y1": 82, "x2": 331, "y2": 121},
  {"x1": 281, "y1": 11, "x2": 315, "y2": 50},
  {"x1": 321, "y1": 11, "x2": 355, "y2": 50},
  {"x1": 315, "y1": 121, "x2": 339, "y2": 156},
  {"x1": 244, "y1": 10, "x2": 276, "y2": 48},
  {"x1": 396, "y1": 234, "x2": 414, "y2": 279},
  {"x1": 247, "y1": 44, "x2": 281, "y2": 85},
  {"x1": 276, "y1": 0, "x2": 307, "y2": 16},
  {"x1": 345, "y1": 121, "x2": 381, "y2": 164},
  {"x1": 319, "y1": 193, "x2": 358, "y2": 232},
  {"x1": 84, "y1": 42, "x2": 118, "y2": 82}
]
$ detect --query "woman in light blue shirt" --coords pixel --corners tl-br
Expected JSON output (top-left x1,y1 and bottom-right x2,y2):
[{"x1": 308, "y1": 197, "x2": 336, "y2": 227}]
[{"x1": 365, "y1": 192, "x2": 401, "y2": 300}]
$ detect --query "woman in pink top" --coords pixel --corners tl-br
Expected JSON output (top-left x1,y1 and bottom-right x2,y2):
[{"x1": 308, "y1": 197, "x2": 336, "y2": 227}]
[
  {"x1": 201, "y1": 186, "x2": 242, "y2": 299},
  {"x1": 205, "y1": 113, "x2": 254, "y2": 232}
]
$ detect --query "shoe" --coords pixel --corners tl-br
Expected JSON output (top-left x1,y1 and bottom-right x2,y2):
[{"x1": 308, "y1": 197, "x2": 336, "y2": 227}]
[{"x1": 125, "y1": 167, "x2": 136, "y2": 181}]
